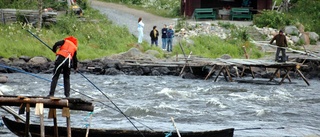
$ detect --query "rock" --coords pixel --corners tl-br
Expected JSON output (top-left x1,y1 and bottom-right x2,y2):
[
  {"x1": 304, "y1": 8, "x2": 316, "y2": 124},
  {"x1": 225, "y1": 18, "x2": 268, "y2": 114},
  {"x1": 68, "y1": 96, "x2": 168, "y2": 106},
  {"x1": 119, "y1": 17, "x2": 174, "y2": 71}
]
[
  {"x1": 291, "y1": 36, "x2": 300, "y2": 43},
  {"x1": 284, "y1": 26, "x2": 299, "y2": 35},
  {"x1": 220, "y1": 54, "x2": 232, "y2": 59},
  {"x1": 308, "y1": 32, "x2": 319, "y2": 41},
  {"x1": 100, "y1": 57, "x2": 121, "y2": 69},
  {"x1": 104, "y1": 68, "x2": 124, "y2": 75},
  {"x1": 19, "y1": 56, "x2": 31, "y2": 62},
  {"x1": 145, "y1": 50, "x2": 160, "y2": 57},
  {"x1": 0, "y1": 58, "x2": 11, "y2": 64},
  {"x1": 151, "y1": 70, "x2": 161, "y2": 76},
  {"x1": 0, "y1": 75, "x2": 8, "y2": 83},
  {"x1": 28, "y1": 57, "x2": 48, "y2": 65},
  {"x1": 12, "y1": 59, "x2": 26, "y2": 65},
  {"x1": 300, "y1": 32, "x2": 310, "y2": 45}
]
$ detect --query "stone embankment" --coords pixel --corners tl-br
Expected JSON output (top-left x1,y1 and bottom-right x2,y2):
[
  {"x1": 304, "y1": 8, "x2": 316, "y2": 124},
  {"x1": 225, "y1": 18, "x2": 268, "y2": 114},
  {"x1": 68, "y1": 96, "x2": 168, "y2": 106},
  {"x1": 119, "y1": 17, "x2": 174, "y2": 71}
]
[{"x1": 1, "y1": 48, "x2": 320, "y2": 80}]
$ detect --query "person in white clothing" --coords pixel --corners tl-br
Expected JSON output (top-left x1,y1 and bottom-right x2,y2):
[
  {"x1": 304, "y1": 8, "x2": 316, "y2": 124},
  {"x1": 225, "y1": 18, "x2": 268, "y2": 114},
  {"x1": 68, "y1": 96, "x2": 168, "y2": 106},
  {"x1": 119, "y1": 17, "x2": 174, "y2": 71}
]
[{"x1": 137, "y1": 17, "x2": 144, "y2": 44}]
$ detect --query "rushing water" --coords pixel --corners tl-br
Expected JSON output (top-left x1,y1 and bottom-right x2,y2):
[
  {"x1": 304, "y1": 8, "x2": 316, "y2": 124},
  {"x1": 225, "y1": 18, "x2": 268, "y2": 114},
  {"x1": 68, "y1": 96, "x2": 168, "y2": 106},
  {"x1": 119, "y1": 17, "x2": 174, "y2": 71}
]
[{"x1": 0, "y1": 73, "x2": 320, "y2": 137}]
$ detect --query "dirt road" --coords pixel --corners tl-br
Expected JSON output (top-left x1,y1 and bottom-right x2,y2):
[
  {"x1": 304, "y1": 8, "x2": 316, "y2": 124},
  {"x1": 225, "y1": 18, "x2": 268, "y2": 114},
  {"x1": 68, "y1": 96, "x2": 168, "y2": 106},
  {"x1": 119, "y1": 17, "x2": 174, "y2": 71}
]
[{"x1": 90, "y1": 0, "x2": 176, "y2": 45}]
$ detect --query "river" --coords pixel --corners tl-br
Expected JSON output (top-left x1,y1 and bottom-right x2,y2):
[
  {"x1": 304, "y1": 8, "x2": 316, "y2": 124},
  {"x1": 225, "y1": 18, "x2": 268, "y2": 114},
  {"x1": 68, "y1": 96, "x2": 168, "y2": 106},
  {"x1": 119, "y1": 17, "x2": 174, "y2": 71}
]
[{"x1": 0, "y1": 73, "x2": 319, "y2": 137}]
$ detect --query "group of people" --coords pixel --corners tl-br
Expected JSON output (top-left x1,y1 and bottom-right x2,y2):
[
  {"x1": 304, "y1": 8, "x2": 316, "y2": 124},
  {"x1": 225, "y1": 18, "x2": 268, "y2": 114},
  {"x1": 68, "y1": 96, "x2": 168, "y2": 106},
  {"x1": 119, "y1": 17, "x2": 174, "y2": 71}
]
[
  {"x1": 137, "y1": 17, "x2": 174, "y2": 52},
  {"x1": 47, "y1": 19, "x2": 288, "y2": 98}
]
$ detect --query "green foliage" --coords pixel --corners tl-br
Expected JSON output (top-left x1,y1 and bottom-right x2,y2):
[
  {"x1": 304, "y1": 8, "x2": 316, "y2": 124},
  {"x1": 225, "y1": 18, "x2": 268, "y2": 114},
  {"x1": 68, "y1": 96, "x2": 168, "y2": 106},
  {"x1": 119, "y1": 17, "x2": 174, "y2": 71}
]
[
  {"x1": 173, "y1": 35, "x2": 263, "y2": 59},
  {"x1": 0, "y1": 0, "x2": 37, "y2": 9},
  {"x1": 218, "y1": 22, "x2": 236, "y2": 30},
  {"x1": 289, "y1": 0, "x2": 320, "y2": 34},
  {"x1": 0, "y1": 7, "x2": 149, "y2": 60},
  {"x1": 230, "y1": 27, "x2": 249, "y2": 41},
  {"x1": 253, "y1": 10, "x2": 295, "y2": 29}
]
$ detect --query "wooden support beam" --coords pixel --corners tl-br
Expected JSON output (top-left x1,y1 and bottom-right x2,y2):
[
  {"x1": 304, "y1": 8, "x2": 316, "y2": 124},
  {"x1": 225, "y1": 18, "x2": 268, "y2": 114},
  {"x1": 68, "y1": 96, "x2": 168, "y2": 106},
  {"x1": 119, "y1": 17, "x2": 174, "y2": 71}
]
[
  {"x1": 205, "y1": 65, "x2": 216, "y2": 80},
  {"x1": 48, "y1": 108, "x2": 58, "y2": 137},
  {"x1": 296, "y1": 69, "x2": 310, "y2": 86},
  {"x1": 225, "y1": 67, "x2": 233, "y2": 82},
  {"x1": 62, "y1": 107, "x2": 71, "y2": 137},
  {"x1": 280, "y1": 68, "x2": 292, "y2": 84},
  {"x1": 25, "y1": 103, "x2": 30, "y2": 137},
  {"x1": 269, "y1": 68, "x2": 280, "y2": 82},
  {"x1": 35, "y1": 102, "x2": 45, "y2": 137},
  {"x1": 214, "y1": 66, "x2": 225, "y2": 82}
]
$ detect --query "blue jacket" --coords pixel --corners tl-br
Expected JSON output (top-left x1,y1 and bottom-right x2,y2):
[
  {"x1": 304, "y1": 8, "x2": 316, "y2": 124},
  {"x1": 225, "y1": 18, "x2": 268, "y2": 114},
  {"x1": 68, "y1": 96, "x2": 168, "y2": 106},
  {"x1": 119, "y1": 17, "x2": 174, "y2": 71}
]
[{"x1": 167, "y1": 29, "x2": 174, "y2": 38}]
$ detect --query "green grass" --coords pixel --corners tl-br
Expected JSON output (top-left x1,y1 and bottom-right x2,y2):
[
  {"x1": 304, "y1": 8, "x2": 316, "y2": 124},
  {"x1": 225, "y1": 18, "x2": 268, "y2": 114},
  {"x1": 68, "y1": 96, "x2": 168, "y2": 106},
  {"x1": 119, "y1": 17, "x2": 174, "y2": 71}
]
[
  {"x1": 0, "y1": 7, "x2": 155, "y2": 60},
  {"x1": 173, "y1": 35, "x2": 263, "y2": 59}
]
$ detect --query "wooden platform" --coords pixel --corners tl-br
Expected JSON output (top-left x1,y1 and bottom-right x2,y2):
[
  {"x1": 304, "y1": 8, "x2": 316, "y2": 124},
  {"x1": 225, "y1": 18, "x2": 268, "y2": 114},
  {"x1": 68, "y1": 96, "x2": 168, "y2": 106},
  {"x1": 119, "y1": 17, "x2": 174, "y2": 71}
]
[{"x1": 121, "y1": 58, "x2": 310, "y2": 86}]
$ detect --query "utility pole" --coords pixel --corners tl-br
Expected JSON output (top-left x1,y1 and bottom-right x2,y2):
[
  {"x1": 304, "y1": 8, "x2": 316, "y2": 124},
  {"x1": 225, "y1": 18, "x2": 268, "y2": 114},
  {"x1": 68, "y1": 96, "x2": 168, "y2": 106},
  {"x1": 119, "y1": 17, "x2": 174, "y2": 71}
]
[{"x1": 37, "y1": 0, "x2": 43, "y2": 30}]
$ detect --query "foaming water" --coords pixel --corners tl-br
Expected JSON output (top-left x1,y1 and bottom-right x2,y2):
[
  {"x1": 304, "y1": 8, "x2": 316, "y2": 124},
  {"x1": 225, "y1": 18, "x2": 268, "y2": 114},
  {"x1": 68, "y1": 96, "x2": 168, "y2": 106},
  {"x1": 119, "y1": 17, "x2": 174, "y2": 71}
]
[{"x1": 0, "y1": 73, "x2": 320, "y2": 137}]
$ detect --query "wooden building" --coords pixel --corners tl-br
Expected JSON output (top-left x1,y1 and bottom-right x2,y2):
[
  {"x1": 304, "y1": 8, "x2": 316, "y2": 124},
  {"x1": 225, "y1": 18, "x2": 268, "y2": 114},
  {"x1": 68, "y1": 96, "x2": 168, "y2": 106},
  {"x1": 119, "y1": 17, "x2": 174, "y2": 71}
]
[{"x1": 181, "y1": 0, "x2": 273, "y2": 18}]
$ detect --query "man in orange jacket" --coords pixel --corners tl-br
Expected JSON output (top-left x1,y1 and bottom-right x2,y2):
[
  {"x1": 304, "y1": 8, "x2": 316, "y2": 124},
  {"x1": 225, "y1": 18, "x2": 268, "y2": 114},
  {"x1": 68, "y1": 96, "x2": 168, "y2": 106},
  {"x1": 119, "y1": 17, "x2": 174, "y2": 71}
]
[{"x1": 48, "y1": 36, "x2": 78, "y2": 98}]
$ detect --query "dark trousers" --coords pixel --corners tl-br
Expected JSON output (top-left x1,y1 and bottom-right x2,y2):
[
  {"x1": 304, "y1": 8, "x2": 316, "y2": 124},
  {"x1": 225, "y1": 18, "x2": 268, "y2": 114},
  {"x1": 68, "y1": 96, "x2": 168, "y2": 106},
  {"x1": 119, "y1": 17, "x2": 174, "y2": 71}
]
[
  {"x1": 275, "y1": 47, "x2": 286, "y2": 62},
  {"x1": 49, "y1": 55, "x2": 71, "y2": 97},
  {"x1": 151, "y1": 39, "x2": 158, "y2": 46}
]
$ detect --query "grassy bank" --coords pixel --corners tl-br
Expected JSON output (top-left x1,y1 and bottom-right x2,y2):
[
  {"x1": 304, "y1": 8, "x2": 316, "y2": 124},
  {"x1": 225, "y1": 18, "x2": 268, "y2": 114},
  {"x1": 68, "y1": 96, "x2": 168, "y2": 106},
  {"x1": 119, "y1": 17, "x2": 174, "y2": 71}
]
[
  {"x1": 0, "y1": 0, "x2": 262, "y2": 61},
  {"x1": 0, "y1": 7, "x2": 159, "y2": 61}
]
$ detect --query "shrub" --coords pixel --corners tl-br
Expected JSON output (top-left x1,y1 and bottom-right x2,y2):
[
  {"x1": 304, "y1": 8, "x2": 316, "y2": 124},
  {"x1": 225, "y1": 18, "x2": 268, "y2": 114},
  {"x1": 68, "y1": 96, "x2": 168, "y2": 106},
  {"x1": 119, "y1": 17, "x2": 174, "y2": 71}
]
[{"x1": 253, "y1": 10, "x2": 296, "y2": 29}]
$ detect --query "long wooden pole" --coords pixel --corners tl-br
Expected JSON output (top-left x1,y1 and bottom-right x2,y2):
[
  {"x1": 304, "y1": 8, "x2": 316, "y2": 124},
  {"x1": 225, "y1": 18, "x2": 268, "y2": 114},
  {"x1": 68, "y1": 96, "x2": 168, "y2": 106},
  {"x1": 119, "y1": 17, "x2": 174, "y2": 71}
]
[
  {"x1": 85, "y1": 112, "x2": 93, "y2": 137},
  {"x1": 171, "y1": 117, "x2": 181, "y2": 137}
]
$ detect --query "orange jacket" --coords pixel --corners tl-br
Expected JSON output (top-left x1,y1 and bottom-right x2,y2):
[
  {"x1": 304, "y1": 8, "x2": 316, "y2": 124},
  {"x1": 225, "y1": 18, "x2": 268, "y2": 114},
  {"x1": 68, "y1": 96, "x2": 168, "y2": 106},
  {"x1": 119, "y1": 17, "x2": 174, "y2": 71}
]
[{"x1": 56, "y1": 36, "x2": 78, "y2": 59}]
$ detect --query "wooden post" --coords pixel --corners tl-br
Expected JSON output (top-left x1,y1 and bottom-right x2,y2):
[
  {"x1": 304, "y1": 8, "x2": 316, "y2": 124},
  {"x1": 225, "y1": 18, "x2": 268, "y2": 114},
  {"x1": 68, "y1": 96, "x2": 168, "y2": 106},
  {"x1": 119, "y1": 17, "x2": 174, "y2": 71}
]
[
  {"x1": 242, "y1": 46, "x2": 255, "y2": 78},
  {"x1": 179, "y1": 51, "x2": 193, "y2": 76},
  {"x1": 37, "y1": 0, "x2": 43, "y2": 30},
  {"x1": 49, "y1": 108, "x2": 58, "y2": 137},
  {"x1": 25, "y1": 103, "x2": 30, "y2": 137},
  {"x1": 62, "y1": 107, "x2": 71, "y2": 137},
  {"x1": 225, "y1": 66, "x2": 233, "y2": 82},
  {"x1": 35, "y1": 102, "x2": 45, "y2": 137}
]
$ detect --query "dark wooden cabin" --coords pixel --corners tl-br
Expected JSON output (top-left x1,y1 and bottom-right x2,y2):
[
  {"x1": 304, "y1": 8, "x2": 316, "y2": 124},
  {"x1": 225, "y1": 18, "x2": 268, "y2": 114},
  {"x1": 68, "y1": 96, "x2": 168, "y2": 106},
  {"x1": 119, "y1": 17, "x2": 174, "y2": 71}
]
[{"x1": 181, "y1": 0, "x2": 273, "y2": 19}]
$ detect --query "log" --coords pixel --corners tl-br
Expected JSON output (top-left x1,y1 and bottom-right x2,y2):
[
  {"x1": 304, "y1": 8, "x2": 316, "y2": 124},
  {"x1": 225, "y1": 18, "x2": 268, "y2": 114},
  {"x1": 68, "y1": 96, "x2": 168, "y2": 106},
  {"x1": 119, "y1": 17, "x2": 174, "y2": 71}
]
[{"x1": 0, "y1": 97, "x2": 69, "y2": 108}]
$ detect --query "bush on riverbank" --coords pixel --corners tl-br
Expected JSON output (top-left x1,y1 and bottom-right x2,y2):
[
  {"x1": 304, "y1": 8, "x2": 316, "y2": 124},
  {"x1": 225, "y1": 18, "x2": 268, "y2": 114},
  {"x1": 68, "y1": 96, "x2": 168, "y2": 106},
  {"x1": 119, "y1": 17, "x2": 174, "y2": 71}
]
[{"x1": 254, "y1": 0, "x2": 320, "y2": 35}]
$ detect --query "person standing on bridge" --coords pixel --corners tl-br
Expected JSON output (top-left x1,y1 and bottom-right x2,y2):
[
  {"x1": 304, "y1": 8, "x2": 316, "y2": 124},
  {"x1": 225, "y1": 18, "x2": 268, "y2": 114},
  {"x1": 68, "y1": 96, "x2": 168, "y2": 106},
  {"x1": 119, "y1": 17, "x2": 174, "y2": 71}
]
[
  {"x1": 270, "y1": 30, "x2": 288, "y2": 62},
  {"x1": 137, "y1": 17, "x2": 144, "y2": 44},
  {"x1": 48, "y1": 36, "x2": 78, "y2": 98},
  {"x1": 166, "y1": 25, "x2": 174, "y2": 52},
  {"x1": 161, "y1": 24, "x2": 168, "y2": 50},
  {"x1": 150, "y1": 25, "x2": 159, "y2": 46}
]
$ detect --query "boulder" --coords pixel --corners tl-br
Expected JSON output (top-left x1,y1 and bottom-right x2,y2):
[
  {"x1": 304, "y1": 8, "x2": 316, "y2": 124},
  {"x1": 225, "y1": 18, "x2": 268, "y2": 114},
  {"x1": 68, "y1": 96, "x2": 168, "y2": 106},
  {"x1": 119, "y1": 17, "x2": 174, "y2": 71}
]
[
  {"x1": 291, "y1": 36, "x2": 300, "y2": 43},
  {"x1": 300, "y1": 32, "x2": 310, "y2": 45},
  {"x1": 308, "y1": 32, "x2": 319, "y2": 41},
  {"x1": 104, "y1": 68, "x2": 124, "y2": 75},
  {"x1": 284, "y1": 26, "x2": 299, "y2": 35},
  {"x1": 28, "y1": 57, "x2": 48, "y2": 65},
  {"x1": 220, "y1": 54, "x2": 232, "y2": 59},
  {"x1": 0, "y1": 75, "x2": 8, "y2": 83}
]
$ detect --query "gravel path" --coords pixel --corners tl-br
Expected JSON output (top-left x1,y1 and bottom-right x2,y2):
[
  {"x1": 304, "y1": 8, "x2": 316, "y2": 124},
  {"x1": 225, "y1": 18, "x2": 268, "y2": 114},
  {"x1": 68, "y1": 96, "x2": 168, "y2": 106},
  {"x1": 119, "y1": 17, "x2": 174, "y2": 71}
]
[{"x1": 90, "y1": 0, "x2": 177, "y2": 45}]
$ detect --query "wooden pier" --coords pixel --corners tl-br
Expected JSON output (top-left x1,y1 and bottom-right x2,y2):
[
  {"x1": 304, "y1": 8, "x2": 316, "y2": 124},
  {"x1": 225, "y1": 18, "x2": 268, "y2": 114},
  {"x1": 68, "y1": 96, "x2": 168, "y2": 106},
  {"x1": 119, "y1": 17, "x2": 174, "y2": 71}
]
[
  {"x1": 120, "y1": 57, "x2": 311, "y2": 86},
  {"x1": 0, "y1": 95, "x2": 94, "y2": 137}
]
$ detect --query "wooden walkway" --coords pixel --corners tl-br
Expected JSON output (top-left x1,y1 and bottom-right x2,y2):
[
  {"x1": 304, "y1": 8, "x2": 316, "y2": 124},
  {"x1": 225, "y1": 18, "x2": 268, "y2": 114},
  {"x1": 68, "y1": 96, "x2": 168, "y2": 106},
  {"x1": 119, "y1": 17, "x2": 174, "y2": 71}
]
[{"x1": 122, "y1": 57, "x2": 311, "y2": 86}]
